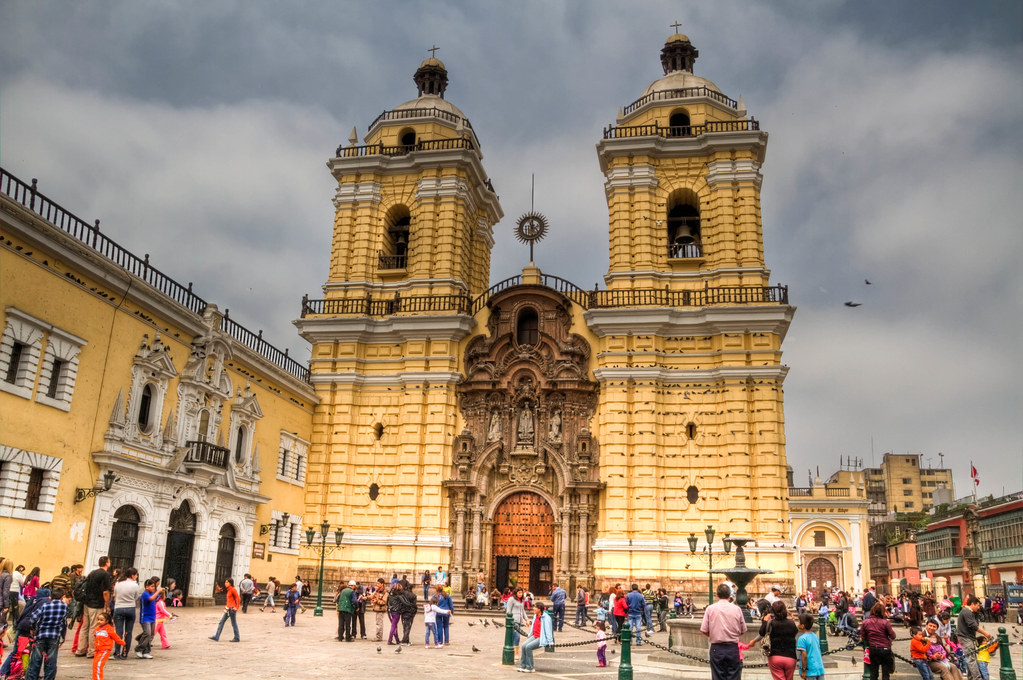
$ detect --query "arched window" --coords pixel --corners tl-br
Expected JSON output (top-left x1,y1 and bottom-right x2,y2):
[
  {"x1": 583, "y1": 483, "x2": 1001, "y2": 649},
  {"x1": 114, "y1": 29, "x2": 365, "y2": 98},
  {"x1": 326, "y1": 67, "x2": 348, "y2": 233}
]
[
  {"x1": 399, "y1": 128, "x2": 416, "y2": 149},
  {"x1": 667, "y1": 191, "x2": 701, "y2": 258},
  {"x1": 197, "y1": 409, "x2": 210, "y2": 442},
  {"x1": 516, "y1": 308, "x2": 539, "y2": 346},
  {"x1": 138, "y1": 383, "x2": 155, "y2": 433},
  {"x1": 669, "y1": 110, "x2": 691, "y2": 137},
  {"x1": 380, "y1": 207, "x2": 410, "y2": 270},
  {"x1": 234, "y1": 426, "x2": 246, "y2": 462}
]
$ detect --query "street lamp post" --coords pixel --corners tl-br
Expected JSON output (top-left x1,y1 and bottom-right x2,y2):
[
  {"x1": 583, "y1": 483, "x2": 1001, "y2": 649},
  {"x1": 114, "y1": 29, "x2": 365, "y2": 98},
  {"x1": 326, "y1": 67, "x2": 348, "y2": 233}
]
[
  {"x1": 688, "y1": 525, "x2": 732, "y2": 606},
  {"x1": 305, "y1": 520, "x2": 344, "y2": 617}
]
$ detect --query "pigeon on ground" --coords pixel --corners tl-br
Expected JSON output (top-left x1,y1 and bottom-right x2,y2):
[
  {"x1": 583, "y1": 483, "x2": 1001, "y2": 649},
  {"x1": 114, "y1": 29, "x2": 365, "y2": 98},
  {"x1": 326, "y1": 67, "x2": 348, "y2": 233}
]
[
  {"x1": 377, "y1": 647, "x2": 382, "y2": 653},
  {"x1": 493, "y1": 619, "x2": 504, "y2": 628},
  {"x1": 483, "y1": 619, "x2": 490, "y2": 627},
  {"x1": 844, "y1": 301, "x2": 862, "y2": 307},
  {"x1": 395, "y1": 645, "x2": 402, "y2": 653},
  {"x1": 467, "y1": 621, "x2": 476, "y2": 626},
  {"x1": 472, "y1": 645, "x2": 481, "y2": 653}
]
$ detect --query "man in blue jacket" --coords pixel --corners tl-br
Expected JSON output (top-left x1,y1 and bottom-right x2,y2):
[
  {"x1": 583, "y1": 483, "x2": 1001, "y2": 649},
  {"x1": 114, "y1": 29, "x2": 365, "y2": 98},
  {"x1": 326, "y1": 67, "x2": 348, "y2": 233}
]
[
  {"x1": 549, "y1": 583, "x2": 566, "y2": 632},
  {"x1": 625, "y1": 583, "x2": 647, "y2": 646}
]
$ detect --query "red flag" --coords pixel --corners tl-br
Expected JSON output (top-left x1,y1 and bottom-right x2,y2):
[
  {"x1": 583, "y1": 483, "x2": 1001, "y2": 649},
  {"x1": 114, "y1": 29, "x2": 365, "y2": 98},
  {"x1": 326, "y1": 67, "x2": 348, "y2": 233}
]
[{"x1": 970, "y1": 462, "x2": 979, "y2": 486}]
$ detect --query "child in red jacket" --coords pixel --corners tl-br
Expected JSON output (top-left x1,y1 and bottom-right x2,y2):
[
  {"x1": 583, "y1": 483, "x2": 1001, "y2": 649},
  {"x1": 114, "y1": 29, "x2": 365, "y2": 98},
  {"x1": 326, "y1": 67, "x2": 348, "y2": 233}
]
[{"x1": 93, "y1": 610, "x2": 126, "y2": 680}]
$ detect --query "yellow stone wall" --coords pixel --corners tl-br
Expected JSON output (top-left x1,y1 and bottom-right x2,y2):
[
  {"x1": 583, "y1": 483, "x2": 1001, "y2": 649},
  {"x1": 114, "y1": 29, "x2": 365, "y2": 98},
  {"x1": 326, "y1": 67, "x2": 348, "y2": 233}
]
[{"x1": 0, "y1": 196, "x2": 315, "y2": 584}]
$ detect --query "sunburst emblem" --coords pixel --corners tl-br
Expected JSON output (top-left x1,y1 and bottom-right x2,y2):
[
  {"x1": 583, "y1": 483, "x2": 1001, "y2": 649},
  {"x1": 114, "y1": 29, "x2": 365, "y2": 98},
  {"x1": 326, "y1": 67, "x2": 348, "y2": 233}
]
[{"x1": 515, "y1": 211, "x2": 549, "y2": 244}]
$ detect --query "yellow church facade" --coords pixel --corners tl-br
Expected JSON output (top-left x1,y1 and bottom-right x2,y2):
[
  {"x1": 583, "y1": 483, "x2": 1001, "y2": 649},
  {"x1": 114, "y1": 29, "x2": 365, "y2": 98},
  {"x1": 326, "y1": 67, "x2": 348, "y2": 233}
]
[
  {"x1": 1, "y1": 172, "x2": 317, "y2": 603},
  {"x1": 297, "y1": 33, "x2": 796, "y2": 594}
]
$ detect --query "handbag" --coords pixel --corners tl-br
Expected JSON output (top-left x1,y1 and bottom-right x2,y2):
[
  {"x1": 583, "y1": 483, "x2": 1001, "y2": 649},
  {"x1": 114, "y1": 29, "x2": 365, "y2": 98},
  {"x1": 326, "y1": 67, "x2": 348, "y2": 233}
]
[{"x1": 761, "y1": 619, "x2": 773, "y2": 657}]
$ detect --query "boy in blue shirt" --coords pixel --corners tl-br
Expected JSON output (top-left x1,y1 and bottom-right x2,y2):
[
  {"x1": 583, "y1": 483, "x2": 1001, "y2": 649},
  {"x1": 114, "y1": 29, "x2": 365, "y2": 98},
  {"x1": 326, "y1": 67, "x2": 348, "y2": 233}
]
[{"x1": 797, "y1": 612, "x2": 825, "y2": 680}]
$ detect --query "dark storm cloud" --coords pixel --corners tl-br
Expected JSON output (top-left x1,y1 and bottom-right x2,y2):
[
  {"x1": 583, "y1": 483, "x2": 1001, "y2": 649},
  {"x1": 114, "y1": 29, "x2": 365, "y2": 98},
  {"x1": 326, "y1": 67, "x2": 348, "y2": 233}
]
[{"x1": 2, "y1": 0, "x2": 1020, "y2": 496}]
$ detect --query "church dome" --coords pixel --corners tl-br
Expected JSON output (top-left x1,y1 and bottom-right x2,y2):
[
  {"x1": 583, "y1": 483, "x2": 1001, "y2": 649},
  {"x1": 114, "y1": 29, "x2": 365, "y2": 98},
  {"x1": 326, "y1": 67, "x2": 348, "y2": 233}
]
[
  {"x1": 393, "y1": 93, "x2": 467, "y2": 120},
  {"x1": 636, "y1": 32, "x2": 723, "y2": 101}
]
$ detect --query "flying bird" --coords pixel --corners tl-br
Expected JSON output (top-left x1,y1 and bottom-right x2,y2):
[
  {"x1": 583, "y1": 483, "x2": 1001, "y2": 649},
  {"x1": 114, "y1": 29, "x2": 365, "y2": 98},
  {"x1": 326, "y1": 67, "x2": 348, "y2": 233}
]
[
  {"x1": 844, "y1": 301, "x2": 862, "y2": 307},
  {"x1": 472, "y1": 645, "x2": 481, "y2": 653},
  {"x1": 865, "y1": 279, "x2": 872, "y2": 285}
]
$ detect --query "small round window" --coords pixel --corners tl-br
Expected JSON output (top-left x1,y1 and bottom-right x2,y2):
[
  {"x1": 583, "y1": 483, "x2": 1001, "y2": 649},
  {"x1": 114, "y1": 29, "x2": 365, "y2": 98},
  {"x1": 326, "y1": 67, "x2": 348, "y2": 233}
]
[
  {"x1": 686, "y1": 485, "x2": 700, "y2": 504},
  {"x1": 369, "y1": 483, "x2": 380, "y2": 501}
]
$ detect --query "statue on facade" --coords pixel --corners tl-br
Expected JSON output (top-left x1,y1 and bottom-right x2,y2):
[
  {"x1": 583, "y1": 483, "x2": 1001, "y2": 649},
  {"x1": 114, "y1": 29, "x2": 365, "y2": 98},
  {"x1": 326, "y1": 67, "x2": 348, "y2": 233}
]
[
  {"x1": 517, "y1": 406, "x2": 534, "y2": 447},
  {"x1": 487, "y1": 412, "x2": 501, "y2": 441},
  {"x1": 549, "y1": 409, "x2": 562, "y2": 440}
]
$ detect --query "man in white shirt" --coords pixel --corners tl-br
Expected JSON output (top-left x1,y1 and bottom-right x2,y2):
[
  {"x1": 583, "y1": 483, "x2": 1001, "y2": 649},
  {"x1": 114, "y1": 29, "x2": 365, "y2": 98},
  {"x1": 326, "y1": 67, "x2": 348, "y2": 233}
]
[{"x1": 765, "y1": 585, "x2": 782, "y2": 605}]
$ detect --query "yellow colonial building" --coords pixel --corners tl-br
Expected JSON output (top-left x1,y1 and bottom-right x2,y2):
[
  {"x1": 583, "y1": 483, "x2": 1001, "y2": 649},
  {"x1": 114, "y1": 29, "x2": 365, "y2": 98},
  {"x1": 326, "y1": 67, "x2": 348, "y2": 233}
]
[
  {"x1": 0, "y1": 172, "x2": 317, "y2": 603},
  {"x1": 297, "y1": 33, "x2": 797, "y2": 594}
]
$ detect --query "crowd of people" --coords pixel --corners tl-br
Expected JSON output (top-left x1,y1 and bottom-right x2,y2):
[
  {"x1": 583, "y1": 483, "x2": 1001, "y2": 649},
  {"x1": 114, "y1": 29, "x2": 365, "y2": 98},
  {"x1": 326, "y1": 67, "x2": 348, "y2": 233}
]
[{"x1": 1, "y1": 556, "x2": 180, "y2": 680}]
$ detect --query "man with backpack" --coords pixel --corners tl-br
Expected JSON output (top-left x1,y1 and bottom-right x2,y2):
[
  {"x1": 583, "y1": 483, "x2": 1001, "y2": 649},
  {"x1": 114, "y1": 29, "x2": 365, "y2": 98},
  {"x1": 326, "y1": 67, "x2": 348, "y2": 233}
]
[{"x1": 75, "y1": 556, "x2": 112, "y2": 658}]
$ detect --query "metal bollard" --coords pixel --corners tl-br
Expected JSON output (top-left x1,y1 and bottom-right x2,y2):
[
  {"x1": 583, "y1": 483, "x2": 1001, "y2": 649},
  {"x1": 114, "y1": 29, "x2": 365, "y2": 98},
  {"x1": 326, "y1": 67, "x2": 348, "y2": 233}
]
[
  {"x1": 997, "y1": 627, "x2": 1016, "y2": 680},
  {"x1": 618, "y1": 621, "x2": 633, "y2": 680},
  {"x1": 503, "y1": 610, "x2": 515, "y2": 666},
  {"x1": 817, "y1": 611, "x2": 829, "y2": 654}
]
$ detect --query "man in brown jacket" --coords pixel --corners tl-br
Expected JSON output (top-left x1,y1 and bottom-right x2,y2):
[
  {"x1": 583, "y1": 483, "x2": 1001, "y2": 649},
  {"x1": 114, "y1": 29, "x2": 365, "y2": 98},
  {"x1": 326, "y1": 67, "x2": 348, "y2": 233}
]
[{"x1": 371, "y1": 578, "x2": 389, "y2": 641}]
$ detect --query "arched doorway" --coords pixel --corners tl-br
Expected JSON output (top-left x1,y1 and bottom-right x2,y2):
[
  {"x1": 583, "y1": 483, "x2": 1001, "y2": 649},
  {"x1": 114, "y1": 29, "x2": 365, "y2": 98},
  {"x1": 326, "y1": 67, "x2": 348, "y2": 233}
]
[
  {"x1": 162, "y1": 500, "x2": 196, "y2": 603},
  {"x1": 108, "y1": 505, "x2": 140, "y2": 574},
  {"x1": 492, "y1": 491, "x2": 555, "y2": 594},
  {"x1": 213, "y1": 524, "x2": 236, "y2": 604},
  {"x1": 805, "y1": 557, "x2": 838, "y2": 594}
]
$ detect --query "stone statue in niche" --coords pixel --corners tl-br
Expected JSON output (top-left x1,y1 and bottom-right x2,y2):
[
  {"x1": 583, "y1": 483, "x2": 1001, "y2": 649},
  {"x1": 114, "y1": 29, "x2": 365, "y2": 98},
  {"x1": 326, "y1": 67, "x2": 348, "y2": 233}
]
[
  {"x1": 549, "y1": 409, "x2": 562, "y2": 441},
  {"x1": 487, "y1": 412, "x2": 501, "y2": 441},
  {"x1": 517, "y1": 406, "x2": 534, "y2": 448}
]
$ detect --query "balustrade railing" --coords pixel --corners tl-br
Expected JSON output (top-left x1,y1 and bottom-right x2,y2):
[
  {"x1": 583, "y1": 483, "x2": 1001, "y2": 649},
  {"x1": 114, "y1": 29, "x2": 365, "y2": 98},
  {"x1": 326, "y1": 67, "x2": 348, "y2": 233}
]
[
  {"x1": 378, "y1": 252, "x2": 407, "y2": 270},
  {"x1": 301, "y1": 293, "x2": 470, "y2": 317},
  {"x1": 335, "y1": 137, "x2": 476, "y2": 158},
  {"x1": 622, "y1": 86, "x2": 739, "y2": 115},
  {"x1": 184, "y1": 440, "x2": 229, "y2": 469},
  {"x1": 788, "y1": 487, "x2": 813, "y2": 497},
  {"x1": 825, "y1": 487, "x2": 851, "y2": 497},
  {"x1": 603, "y1": 119, "x2": 760, "y2": 140},
  {"x1": 368, "y1": 106, "x2": 474, "y2": 130},
  {"x1": 668, "y1": 242, "x2": 703, "y2": 258},
  {"x1": 1, "y1": 167, "x2": 310, "y2": 383}
]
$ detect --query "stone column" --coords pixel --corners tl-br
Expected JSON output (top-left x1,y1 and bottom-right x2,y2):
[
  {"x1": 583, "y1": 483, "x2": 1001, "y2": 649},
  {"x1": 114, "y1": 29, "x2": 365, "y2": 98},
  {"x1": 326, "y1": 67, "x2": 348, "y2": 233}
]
[
  {"x1": 933, "y1": 576, "x2": 947, "y2": 600},
  {"x1": 577, "y1": 508, "x2": 589, "y2": 578},
  {"x1": 560, "y1": 500, "x2": 571, "y2": 577},
  {"x1": 454, "y1": 504, "x2": 466, "y2": 568},
  {"x1": 972, "y1": 574, "x2": 985, "y2": 599},
  {"x1": 850, "y1": 519, "x2": 864, "y2": 591},
  {"x1": 469, "y1": 506, "x2": 482, "y2": 572}
]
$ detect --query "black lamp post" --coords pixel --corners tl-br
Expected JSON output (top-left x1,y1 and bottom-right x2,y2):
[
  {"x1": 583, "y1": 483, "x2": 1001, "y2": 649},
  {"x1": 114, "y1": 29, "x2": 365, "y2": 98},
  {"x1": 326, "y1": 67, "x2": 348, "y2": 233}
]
[
  {"x1": 74, "y1": 470, "x2": 118, "y2": 504},
  {"x1": 305, "y1": 520, "x2": 344, "y2": 617},
  {"x1": 688, "y1": 525, "x2": 732, "y2": 606}
]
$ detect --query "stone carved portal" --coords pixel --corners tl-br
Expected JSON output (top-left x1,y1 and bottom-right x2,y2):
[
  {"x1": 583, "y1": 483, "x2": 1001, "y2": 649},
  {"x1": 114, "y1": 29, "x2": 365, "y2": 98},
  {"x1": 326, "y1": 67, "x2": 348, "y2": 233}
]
[{"x1": 446, "y1": 286, "x2": 602, "y2": 594}]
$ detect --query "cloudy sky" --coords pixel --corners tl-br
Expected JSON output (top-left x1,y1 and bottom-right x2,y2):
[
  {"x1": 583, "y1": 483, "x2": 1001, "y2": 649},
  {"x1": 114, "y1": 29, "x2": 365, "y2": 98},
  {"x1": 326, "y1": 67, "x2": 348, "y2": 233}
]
[{"x1": 2, "y1": 1, "x2": 1020, "y2": 499}]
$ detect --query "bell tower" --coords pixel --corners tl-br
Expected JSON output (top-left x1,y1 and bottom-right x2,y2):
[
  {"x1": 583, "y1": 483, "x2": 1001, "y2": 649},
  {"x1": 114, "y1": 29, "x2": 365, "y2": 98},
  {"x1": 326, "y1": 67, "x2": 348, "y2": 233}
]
[
  {"x1": 325, "y1": 56, "x2": 501, "y2": 301},
  {"x1": 297, "y1": 55, "x2": 502, "y2": 584},
  {"x1": 586, "y1": 32, "x2": 797, "y2": 586}
]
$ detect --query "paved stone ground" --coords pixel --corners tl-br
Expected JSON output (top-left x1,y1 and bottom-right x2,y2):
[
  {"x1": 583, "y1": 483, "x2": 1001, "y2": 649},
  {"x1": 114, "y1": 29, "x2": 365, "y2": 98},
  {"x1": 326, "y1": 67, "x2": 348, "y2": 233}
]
[{"x1": 41, "y1": 607, "x2": 1020, "y2": 680}]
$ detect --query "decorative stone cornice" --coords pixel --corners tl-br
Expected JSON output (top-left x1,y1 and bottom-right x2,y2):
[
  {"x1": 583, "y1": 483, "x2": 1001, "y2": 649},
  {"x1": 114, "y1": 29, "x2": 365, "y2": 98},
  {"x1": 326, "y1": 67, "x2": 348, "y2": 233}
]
[
  {"x1": 592, "y1": 364, "x2": 789, "y2": 383},
  {"x1": 603, "y1": 164, "x2": 659, "y2": 198},
  {"x1": 332, "y1": 181, "x2": 382, "y2": 208},
  {"x1": 596, "y1": 130, "x2": 768, "y2": 174},
  {"x1": 706, "y1": 158, "x2": 763, "y2": 189},
  {"x1": 584, "y1": 304, "x2": 795, "y2": 341},
  {"x1": 295, "y1": 313, "x2": 475, "y2": 344},
  {"x1": 309, "y1": 371, "x2": 462, "y2": 387}
]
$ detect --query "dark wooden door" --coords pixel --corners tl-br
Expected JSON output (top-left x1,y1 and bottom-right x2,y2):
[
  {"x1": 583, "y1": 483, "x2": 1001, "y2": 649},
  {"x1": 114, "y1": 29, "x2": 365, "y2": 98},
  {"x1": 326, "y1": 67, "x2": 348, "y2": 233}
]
[
  {"x1": 213, "y1": 525, "x2": 236, "y2": 604},
  {"x1": 496, "y1": 556, "x2": 519, "y2": 592},
  {"x1": 806, "y1": 557, "x2": 837, "y2": 593},
  {"x1": 492, "y1": 491, "x2": 554, "y2": 593},
  {"x1": 107, "y1": 505, "x2": 140, "y2": 574},
  {"x1": 529, "y1": 557, "x2": 553, "y2": 597}
]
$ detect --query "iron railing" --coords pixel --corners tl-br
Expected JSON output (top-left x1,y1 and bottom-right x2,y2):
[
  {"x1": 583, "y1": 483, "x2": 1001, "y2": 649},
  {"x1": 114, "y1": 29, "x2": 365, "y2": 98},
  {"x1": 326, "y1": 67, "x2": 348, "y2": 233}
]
[
  {"x1": 335, "y1": 137, "x2": 476, "y2": 158},
  {"x1": 184, "y1": 440, "x2": 229, "y2": 469},
  {"x1": 603, "y1": 119, "x2": 760, "y2": 139},
  {"x1": 668, "y1": 242, "x2": 703, "y2": 258},
  {"x1": 378, "y1": 252, "x2": 407, "y2": 270},
  {"x1": 303, "y1": 280, "x2": 788, "y2": 319},
  {"x1": 0, "y1": 167, "x2": 310, "y2": 383},
  {"x1": 622, "y1": 86, "x2": 739, "y2": 116},
  {"x1": 368, "y1": 106, "x2": 474, "y2": 131}
]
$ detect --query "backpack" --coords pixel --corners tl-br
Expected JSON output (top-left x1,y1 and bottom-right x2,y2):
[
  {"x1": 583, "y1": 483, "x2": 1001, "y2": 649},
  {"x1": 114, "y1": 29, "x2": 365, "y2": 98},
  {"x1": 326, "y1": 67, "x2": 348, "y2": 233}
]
[{"x1": 73, "y1": 577, "x2": 89, "y2": 603}]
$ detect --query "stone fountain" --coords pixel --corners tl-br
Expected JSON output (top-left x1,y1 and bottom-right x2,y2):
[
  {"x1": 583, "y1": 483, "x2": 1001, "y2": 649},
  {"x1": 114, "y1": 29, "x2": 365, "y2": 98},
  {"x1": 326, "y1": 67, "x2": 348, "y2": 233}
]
[
  {"x1": 712, "y1": 537, "x2": 773, "y2": 623},
  {"x1": 657, "y1": 537, "x2": 772, "y2": 664}
]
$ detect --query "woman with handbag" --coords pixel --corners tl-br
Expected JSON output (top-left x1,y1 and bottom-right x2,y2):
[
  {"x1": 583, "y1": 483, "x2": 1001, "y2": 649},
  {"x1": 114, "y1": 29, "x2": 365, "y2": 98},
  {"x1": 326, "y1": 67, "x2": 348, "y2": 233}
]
[
  {"x1": 749, "y1": 600, "x2": 799, "y2": 680},
  {"x1": 860, "y1": 602, "x2": 896, "y2": 680}
]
